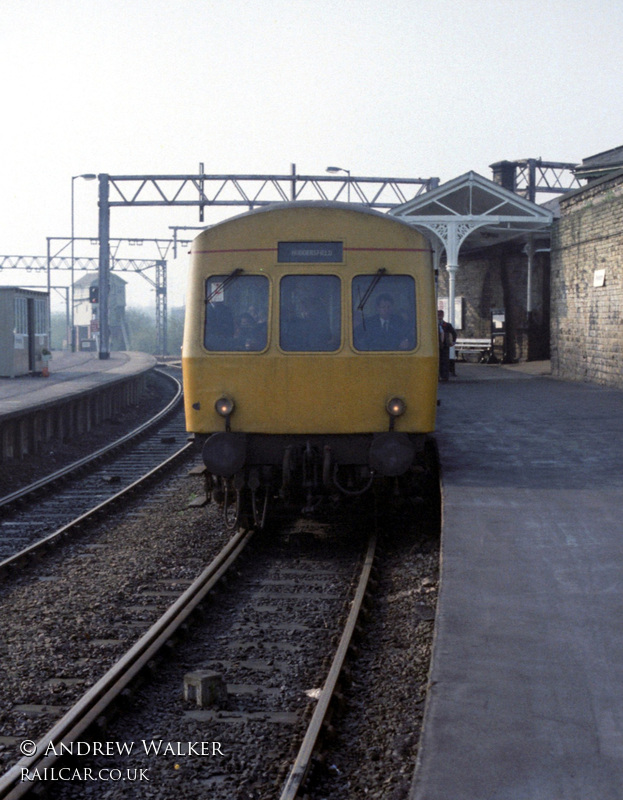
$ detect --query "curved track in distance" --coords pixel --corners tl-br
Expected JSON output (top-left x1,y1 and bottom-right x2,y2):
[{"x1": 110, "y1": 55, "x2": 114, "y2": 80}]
[{"x1": 0, "y1": 370, "x2": 190, "y2": 570}]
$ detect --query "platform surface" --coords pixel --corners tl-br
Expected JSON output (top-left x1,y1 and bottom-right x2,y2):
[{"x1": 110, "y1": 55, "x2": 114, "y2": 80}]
[
  {"x1": 411, "y1": 361, "x2": 623, "y2": 800},
  {"x1": 0, "y1": 351, "x2": 156, "y2": 418}
]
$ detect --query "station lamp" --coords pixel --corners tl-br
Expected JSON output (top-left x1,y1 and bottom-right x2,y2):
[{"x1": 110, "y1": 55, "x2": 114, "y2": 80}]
[{"x1": 326, "y1": 166, "x2": 351, "y2": 202}]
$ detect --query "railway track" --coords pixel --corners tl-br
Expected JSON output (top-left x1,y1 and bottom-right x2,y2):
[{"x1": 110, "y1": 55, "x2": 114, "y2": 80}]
[
  {"x1": 0, "y1": 518, "x2": 379, "y2": 800},
  {"x1": 0, "y1": 363, "x2": 440, "y2": 797},
  {"x1": 0, "y1": 369, "x2": 191, "y2": 570}
]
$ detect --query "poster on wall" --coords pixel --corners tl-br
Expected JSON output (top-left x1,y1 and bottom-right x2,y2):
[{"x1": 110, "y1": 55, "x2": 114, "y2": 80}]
[{"x1": 14, "y1": 334, "x2": 25, "y2": 349}]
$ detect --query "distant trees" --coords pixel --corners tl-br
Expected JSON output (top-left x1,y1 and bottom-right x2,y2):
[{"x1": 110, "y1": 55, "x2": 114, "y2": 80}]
[
  {"x1": 125, "y1": 308, "x2": 158, "y2": 353},
  {"x1": 50, "y1": 313, "x2": 71, "y2": 349},
  {"x1": 164, "y1": 307, "x2": 185, "y2": 356},
  {"x1": 50, "y1": 306, "x2": 185, "y2": 356},
  {"x1": 124, "y1": 306, "x2": 186, "y2": 356}
]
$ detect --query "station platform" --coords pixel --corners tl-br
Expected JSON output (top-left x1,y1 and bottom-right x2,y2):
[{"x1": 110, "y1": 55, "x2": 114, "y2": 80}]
[
  {"x1": 0, "y1": 351, "x2": 156, "y2": 418},
  {"x1": 0, "y1": 352, "x2": 156, "y2": 461},
  {"x1": 411, "y1": 361, "x2": 623, "y2": 799}
]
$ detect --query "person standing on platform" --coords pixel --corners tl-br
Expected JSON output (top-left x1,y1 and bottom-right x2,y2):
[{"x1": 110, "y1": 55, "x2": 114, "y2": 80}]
[{"x1": 438, "y1": 309, "x2": 456, "y2": 381}]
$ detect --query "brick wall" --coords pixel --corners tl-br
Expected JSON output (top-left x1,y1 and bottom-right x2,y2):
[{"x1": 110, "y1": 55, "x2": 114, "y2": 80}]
[{"x1": 551, "y1": 171, "x2": 623, "y2": 387}]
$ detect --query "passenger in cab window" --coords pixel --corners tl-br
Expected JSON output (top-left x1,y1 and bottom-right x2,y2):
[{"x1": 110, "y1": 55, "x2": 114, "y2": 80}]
[
  {"x1": 354, "y1": 293, "x2": 410, "y2": 351},
  {"x1": 232, "y1": 312, "x2": 264, "y2": 351},
  {"x1": 280, "y1": 274, "x2": 340, "y2": 352},
  {"x1": 205, "y1": 302, "x2": 235, "y2": 350},
  {"x1": 282, "y1": 295, "x2": 332, "y2": 351},
  {"x1": 204, "y1": 274, "x2": 269, "y2": 351}
]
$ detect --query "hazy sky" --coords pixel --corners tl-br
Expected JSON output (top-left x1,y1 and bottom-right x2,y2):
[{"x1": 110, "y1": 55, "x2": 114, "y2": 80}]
[{"x1": 1, "y1": 0, "x2": 622, "y2": 309}]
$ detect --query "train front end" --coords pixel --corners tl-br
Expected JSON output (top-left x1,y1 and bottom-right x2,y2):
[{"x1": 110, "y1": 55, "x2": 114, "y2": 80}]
[{"x1": 182, "y1": 203, "x2": 438, "y2": 527}]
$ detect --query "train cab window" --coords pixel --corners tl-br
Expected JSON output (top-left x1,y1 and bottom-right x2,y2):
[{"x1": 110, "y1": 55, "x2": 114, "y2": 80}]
[
  {"x1": 280, "y1": 275, "x2": 341, "y2": 352},
  {"x1": 352, "y1": 275, "x2": 416, "y2": 351},
  {"x1": 204, "y1": 274, "x2": 268, "y2": 351}
]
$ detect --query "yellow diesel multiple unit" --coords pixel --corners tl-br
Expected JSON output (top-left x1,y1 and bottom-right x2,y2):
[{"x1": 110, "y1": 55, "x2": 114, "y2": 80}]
[{"x1": 182, "y1": 202, "x2": 438, "y2": 527}]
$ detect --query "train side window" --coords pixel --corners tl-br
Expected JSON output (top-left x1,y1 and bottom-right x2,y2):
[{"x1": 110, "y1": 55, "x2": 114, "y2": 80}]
[
  {"x1": 352, "y1": 275, "x2": 416, "y2": 351},
  {"x1": 204, "y1": 274, "x2": 268, "y2": 351},
  {"x1": 280, "y1": 275, "x2": 341, "y2": 352}
]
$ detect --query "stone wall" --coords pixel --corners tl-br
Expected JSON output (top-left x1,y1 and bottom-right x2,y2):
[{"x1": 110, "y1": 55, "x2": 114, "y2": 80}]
[
  {"x1": 551, "y1": 171, "x2": 623, "y2": 387},
  {"x1": 436, "y1": 242, "x2": 550, "y2": 362}
]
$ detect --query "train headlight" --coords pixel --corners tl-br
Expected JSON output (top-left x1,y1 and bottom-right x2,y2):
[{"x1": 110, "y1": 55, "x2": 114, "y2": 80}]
[
  {"x1": 386, "y1": 397, "x2": 406, "y2": 417},
  {"x1": 215, "y1": 396, "x2": 235, "y2": 417}
]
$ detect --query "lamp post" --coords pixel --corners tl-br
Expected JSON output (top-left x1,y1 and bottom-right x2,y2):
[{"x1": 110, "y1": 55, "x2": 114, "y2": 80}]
[
  {"x1": 326, "y1": 166, "x2": 351, "y2": 202},
  {"x1": 71, "y1": 173, "x2": 97, "y2": 350}
]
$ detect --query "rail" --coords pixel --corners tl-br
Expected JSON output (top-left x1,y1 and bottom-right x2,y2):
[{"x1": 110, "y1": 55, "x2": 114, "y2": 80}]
[
  {"x1": 0, "y1": 369, "x2": 182, "y2": 511},
  {"x1": 280, "y1": 532, "x2": 377, "y2": 799},
  {"x1": 0, "y1": 527, "x2": 254, "y2": 800},
  {"x1": 0, "y1": 370, "x2": 191, "y2": 574},
  {"x1": 0, "y1": 439, "x2": 194, "y2": 575}
]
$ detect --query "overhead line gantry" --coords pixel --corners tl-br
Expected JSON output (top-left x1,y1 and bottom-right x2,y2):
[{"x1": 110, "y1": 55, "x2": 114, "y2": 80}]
[{"x1": 95, "y1": 168, "x2": 440, "y2": 359}]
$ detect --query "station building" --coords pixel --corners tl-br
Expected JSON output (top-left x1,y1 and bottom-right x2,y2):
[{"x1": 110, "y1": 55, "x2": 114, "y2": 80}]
[
  {"x1": 392, "y1": 145, "x2": 623, "y2": 388},
  {"x1": 392, "y1": 171, "x2": 554, "y2": 363},
  {"x1": 551, "y1": 148, "x2": 623, "y2": 388},
  {"x1": 0, "y1": 287, "x2": 50, "y2": 377},
  {"x1": 73, "y1": 273, "x2": 130, "y2": 352}
]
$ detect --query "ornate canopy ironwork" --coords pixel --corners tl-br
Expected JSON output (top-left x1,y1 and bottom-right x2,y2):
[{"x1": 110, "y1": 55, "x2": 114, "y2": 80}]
[{"x1": 390, "y1": 171, "x2": 554, "y2": 326}]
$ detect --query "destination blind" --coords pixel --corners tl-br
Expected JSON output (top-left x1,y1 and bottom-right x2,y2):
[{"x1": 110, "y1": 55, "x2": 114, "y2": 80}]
[{"x1": 277, "y1": 241, "x2": 343, "y2": 263}]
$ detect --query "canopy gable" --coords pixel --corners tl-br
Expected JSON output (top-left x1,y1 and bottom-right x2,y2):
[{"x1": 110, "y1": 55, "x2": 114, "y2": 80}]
[{"x1": 391, "y1": 171, "x2": 553, "y2": 251}]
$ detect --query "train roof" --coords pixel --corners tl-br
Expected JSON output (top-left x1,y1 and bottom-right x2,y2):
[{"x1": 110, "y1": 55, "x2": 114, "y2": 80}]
[{"x1": 192, "y1": 201, "x2": 419, "y2": 241}]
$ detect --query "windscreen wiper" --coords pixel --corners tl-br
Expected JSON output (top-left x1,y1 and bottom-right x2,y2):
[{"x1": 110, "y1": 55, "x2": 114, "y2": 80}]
[
  {"x1": 356, "y1": 268, "x2": 387, "y2": 328},
  {"x1": 205, "y1": 268, "x2": 243, "y2": 304},
  {"x1": 357, "y1": 268, "x2": 387, "y2": 312}
]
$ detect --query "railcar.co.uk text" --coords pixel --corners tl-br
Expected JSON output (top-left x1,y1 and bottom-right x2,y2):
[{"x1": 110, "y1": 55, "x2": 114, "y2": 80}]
[{"x1": 19, "y1": 739, "x2": 225, "y2": 782}]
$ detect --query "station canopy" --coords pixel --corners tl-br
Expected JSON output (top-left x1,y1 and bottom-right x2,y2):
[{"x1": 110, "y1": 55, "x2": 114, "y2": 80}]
[{"x1": 390, "y1": 170, "x2": 554, "y2": 257}]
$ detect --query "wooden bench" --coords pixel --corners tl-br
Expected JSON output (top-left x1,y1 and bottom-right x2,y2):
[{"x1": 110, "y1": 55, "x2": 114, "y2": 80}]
[{"x1": 454, "y1": 338, "x2": 492, "y2": 362}]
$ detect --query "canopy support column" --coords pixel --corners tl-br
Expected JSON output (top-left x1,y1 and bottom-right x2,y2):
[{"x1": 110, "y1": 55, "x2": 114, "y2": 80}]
[
  {"x1": 420, "y1": 219, "x2": 487, "y2": 328},
  {"x1": 525, "y1": 235, "x2": 534, "y2": 314}
]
